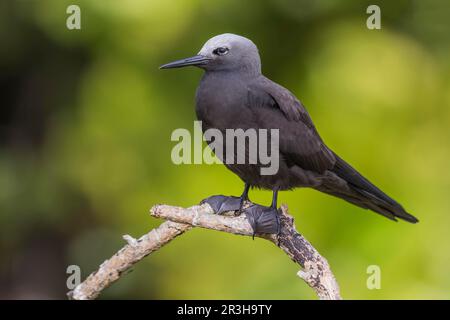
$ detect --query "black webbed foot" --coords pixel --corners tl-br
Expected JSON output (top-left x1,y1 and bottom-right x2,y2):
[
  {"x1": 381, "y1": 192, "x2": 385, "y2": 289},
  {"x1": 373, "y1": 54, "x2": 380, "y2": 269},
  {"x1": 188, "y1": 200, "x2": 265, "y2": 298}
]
[
  {"x1": 200, "y1": 195, "x2": 243, "y2": 215},
  {"x1": 244, "y1": 204, "x2": 280, "y2": 238}
]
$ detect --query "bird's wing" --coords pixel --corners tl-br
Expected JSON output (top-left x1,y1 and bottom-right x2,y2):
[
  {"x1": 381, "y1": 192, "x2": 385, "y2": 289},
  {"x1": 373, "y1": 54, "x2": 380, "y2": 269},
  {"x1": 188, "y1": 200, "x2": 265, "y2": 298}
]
[{"x1": 248, "y1": 76, "x2": 335, "y2": 173}]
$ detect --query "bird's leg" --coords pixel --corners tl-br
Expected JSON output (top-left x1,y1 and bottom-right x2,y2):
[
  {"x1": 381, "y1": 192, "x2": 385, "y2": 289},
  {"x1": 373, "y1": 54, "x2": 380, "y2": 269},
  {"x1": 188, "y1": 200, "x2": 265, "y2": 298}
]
[
  {"x1": 271, "y1": 188, "x2": 278, "y2": 210},
  {"x1": 200, "y1": 183, "x2": 250, "y2": 215},
  {"x1": 236, "y1": 183, "x2": 250, "y2": 215},
  {"x1": 243, "y1": 189, "x2": 280, "y2": 239}
]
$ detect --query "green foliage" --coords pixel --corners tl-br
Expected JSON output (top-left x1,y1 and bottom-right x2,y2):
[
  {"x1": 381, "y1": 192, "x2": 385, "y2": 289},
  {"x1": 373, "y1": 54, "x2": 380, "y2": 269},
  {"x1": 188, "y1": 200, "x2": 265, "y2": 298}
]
[{"x1": 1, "y1": 0, "x2": 449, "y2": 299}]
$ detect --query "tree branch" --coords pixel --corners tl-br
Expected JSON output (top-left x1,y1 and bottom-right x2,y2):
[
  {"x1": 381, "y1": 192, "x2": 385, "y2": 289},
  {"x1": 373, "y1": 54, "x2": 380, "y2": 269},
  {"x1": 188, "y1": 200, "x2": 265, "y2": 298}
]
[{"x1": 68, "y1": 202, "x2": 341, "y2": 300}]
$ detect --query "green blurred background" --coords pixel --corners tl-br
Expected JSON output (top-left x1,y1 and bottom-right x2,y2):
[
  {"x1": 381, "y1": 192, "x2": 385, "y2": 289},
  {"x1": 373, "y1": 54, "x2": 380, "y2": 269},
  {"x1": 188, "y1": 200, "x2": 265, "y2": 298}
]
[{"x1": 1, "y1": 0, "x2": 449, "y2": 299}]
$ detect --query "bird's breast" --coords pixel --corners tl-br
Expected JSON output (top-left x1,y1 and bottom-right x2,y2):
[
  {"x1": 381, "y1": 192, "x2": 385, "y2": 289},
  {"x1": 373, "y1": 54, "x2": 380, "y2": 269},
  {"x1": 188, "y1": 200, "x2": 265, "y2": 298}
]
[{"x1": 195, "y1": 74, "x2": 254, "y2": 131}]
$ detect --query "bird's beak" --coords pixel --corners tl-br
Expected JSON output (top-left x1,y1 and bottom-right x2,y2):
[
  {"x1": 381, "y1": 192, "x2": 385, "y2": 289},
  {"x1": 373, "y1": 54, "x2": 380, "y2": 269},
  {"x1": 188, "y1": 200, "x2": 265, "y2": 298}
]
[{"x1": 159, "y1": 55, "x2": 210, "y2": 69}]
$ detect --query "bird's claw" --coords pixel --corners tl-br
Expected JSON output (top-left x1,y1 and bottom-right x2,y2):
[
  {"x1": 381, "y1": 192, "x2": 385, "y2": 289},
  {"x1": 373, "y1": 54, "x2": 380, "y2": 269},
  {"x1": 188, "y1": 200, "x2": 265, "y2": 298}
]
[
  {"x1": 244, "y1": 205, "x2": 280, "y2": 239},
  {"x1": 200, "y1": 195, "x2": 243, "y2": 215},
  {"x1": 201, "y1": 195, "x2": 280, "y2": 238}
]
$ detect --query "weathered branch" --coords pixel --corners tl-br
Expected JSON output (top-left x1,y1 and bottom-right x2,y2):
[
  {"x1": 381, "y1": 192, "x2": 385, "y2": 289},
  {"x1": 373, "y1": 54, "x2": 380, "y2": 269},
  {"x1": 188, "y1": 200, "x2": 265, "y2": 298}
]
[
  {"x1": 67, "y1": 220, "x2": 191, "y2": 300},
  {"x1": 68, "y1": 202, "x2": 341, "y2": 300}
]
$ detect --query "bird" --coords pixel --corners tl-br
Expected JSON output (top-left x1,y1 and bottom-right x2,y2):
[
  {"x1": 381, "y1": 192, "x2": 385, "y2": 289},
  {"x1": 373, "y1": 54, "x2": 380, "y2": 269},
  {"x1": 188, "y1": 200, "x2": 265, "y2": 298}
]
[{"x1": 160, "y1": 33, "x2": 418, "y2": 235}]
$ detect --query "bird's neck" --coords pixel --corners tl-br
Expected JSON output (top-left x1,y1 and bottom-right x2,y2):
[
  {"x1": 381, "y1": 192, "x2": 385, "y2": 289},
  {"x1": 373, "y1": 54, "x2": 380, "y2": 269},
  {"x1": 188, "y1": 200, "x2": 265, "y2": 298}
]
[{"x1": 203, "y1": 68, "x2": 261, "y2": 81}]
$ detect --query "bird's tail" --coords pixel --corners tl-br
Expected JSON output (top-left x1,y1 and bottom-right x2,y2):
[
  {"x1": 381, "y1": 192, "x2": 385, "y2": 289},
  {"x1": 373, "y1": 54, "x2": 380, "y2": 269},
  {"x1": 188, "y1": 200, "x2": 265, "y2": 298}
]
[{"x1": 317, "y1": 155, "x2": 418, "y2": 223}]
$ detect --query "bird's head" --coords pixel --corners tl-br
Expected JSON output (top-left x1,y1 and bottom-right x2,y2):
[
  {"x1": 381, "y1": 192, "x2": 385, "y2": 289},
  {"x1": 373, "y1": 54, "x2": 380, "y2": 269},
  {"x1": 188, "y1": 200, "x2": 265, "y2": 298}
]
[{"x1": 160, "y1": 33, "x2": 261, "y2": 75}]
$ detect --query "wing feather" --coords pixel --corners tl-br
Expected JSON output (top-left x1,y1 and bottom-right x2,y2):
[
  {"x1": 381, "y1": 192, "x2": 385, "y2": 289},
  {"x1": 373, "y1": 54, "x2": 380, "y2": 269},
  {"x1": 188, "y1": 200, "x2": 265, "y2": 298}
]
[{"x1": 247, "y1": 76, "x2": 335, "y2": 173}]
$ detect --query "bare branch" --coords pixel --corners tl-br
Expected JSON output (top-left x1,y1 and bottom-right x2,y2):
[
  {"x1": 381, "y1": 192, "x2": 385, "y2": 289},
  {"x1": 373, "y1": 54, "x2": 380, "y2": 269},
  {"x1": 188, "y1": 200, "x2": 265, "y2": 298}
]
[
  {"x1": 151, "y1": 203, "x2": 341, "y2": 300},
  {"x1": 68, "y1": 220, "x2": 191, "y2": 300},
  {"x1": 68, "y1": 202, "x2": 341, "y2": 300}
]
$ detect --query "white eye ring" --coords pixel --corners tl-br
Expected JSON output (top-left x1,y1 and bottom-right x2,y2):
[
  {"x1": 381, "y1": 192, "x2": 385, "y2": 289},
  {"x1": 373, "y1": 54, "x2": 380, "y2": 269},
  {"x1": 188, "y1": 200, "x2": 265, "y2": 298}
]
[{"x1": 213, "y1": 47, "x2": 229, "y2": 56}]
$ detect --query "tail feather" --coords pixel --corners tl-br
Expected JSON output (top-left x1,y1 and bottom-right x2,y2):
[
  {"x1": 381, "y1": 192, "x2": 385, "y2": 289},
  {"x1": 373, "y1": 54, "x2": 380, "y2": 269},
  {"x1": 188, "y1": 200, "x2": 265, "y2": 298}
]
[{"x1": 326, "y1": 154, "x2": 418, "y2": 223}]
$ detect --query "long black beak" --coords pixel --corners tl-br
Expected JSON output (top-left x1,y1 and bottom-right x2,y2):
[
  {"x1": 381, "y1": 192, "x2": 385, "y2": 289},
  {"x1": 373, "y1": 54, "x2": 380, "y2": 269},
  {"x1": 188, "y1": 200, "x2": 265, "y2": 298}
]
[{"x1": 159, "y1": 55, "x2": 210, "y2": 69}]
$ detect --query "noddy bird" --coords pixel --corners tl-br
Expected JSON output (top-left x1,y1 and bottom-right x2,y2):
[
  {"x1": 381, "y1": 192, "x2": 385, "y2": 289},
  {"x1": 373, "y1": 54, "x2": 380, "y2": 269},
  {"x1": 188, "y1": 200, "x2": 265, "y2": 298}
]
[{"x1": 160, "y1": 33, "x2": 418, "y2": 235}]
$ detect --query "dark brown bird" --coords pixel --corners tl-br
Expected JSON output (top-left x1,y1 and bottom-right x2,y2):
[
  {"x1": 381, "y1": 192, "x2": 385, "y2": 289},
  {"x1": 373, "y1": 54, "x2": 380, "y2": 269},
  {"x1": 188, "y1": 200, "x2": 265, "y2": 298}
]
[{"x1": 160, "y1": 33, "x2": 418, "y2": 235}]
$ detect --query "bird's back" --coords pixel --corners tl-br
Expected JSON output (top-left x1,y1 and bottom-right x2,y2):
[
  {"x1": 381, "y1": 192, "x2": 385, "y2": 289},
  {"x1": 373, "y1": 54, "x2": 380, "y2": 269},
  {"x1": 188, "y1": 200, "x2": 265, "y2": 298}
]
[{"x1": 195, "y1": 72, "x2": 418, "y2": 223}]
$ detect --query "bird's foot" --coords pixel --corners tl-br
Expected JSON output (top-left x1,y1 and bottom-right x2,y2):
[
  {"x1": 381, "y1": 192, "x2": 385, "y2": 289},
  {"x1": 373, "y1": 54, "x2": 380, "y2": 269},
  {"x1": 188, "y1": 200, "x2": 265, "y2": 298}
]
[
  {"x1": 244, "y1": 205, "x2": 280, "y2": 239},
  {"x1": 200, "y1": 195, "x2": 243, "y2": 215}
]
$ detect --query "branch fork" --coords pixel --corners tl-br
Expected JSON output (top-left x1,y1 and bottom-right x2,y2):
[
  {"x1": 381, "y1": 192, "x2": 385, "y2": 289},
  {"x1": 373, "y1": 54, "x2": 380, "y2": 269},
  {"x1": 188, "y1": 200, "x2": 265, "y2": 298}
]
[{"x1": 68, "y1": 202, "x2": 341, "y2": 300}]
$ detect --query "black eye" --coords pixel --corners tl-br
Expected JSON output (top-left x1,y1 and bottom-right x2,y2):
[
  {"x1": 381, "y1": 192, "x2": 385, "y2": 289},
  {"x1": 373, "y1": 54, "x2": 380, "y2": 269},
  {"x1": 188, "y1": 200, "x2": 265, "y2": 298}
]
[{"x1": 213, "y1": 47, "x2": 229, "y2": 56}]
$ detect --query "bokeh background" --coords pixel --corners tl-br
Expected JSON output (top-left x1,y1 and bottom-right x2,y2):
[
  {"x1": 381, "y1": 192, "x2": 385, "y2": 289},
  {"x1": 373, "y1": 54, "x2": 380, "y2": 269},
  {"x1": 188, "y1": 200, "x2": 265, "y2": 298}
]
[{"x1": 1, "y1": 0, "x2": 449, "y2": 299}]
